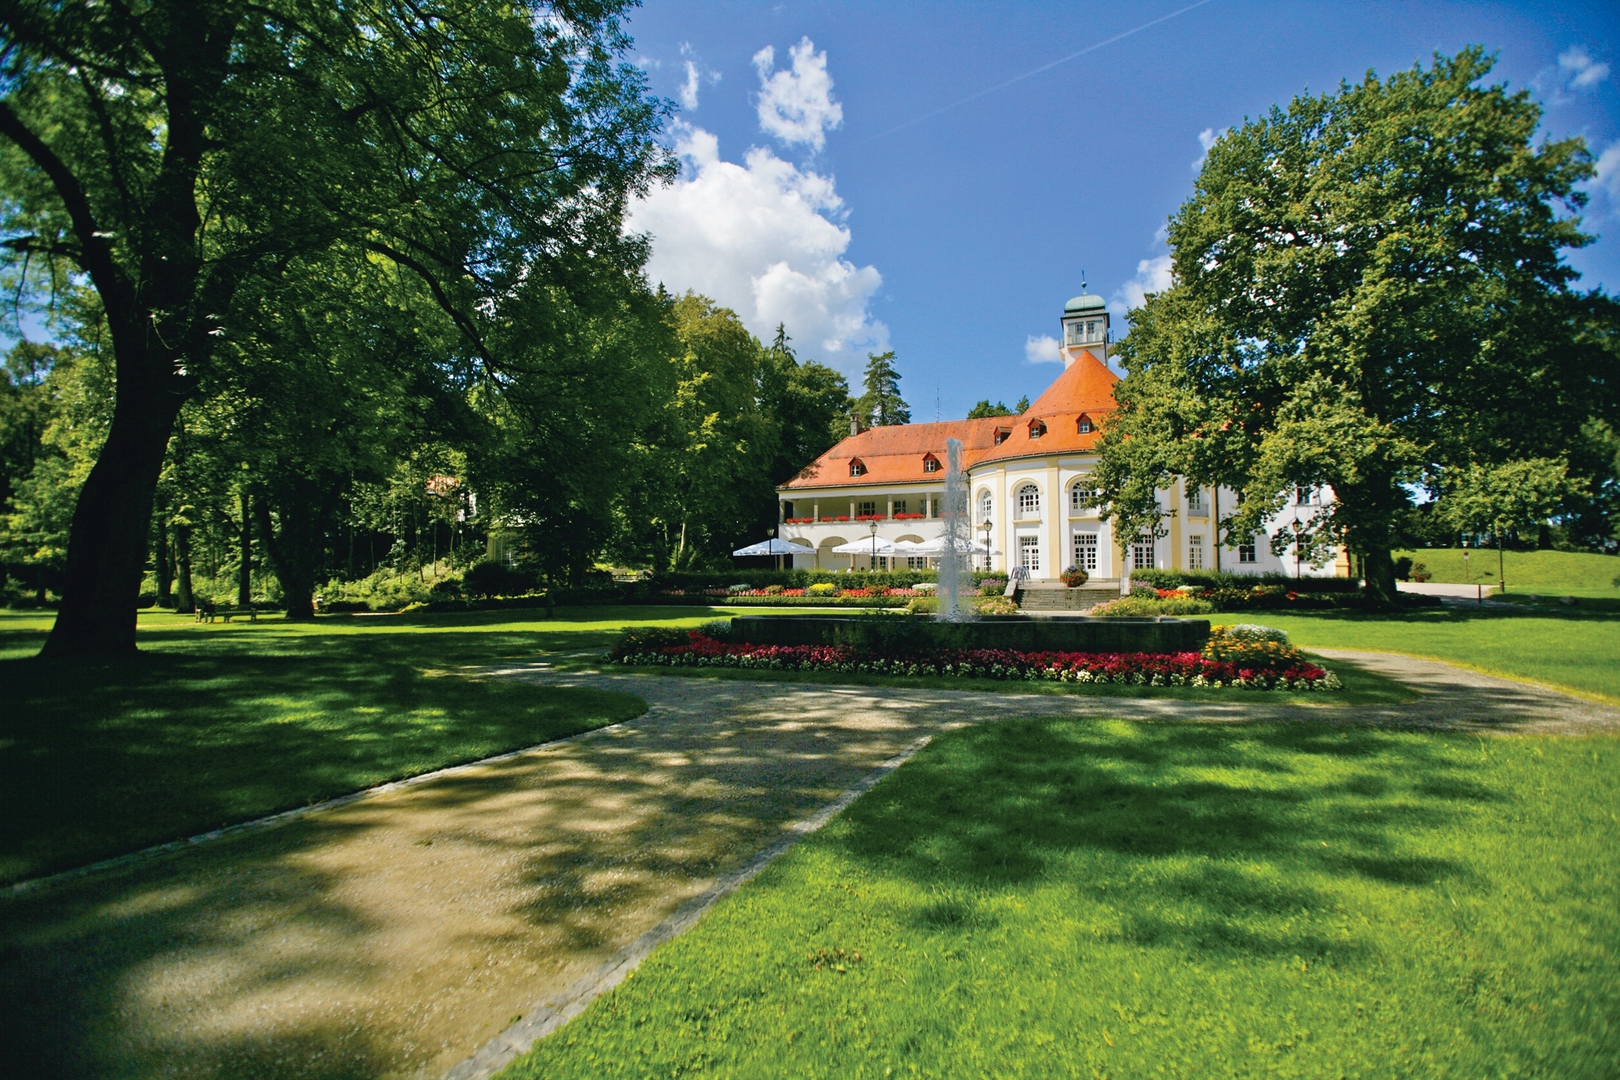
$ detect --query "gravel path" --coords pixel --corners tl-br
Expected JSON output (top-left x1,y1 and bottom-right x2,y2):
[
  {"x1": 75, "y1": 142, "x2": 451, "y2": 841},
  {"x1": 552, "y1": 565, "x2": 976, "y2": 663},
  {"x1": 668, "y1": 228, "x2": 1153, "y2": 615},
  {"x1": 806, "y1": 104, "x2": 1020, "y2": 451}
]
[{"x1": 2, "y1": 651, "x2": 1614, "y2": 1079}]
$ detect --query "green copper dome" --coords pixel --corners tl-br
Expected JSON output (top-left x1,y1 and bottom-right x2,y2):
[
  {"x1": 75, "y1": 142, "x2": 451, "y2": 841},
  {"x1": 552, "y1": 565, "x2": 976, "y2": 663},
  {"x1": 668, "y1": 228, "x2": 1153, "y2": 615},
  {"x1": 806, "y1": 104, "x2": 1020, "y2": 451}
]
[{"x1": 1064, "y1": 294, "x2": 1107, "y2": 314}]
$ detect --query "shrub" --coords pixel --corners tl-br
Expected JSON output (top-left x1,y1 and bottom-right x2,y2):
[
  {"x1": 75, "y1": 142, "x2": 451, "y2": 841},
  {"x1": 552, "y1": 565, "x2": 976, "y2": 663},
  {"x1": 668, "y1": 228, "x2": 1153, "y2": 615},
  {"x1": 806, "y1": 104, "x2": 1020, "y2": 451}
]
[
  {"x1": 696, "y1": 618, "x2": 734, "y2": 642},
  {"x1": 978, "y1": 579, "x2": 1007, "y2": 596},
  {"x1": 1395, "y1": 556, "x2": 1414, "y2": 581},
  {"x1": 1202, "y1": 626, "x2": 1307, "y2": 667},
  {"x1": 1410, "y1": 561, "x2": 1432, "y2": 583},
  {"x1": 806, "y1": 582, "x2": 840, "y2": 597},
  {"x1": 1222, "y1": 623, "x2": 1289, "y2": 644},
  {"x1": 1089, "y1": 594, "x2": 1217, "y2": 617},
  {"x1": 763, "y1": 584, "x2": 785, "y2": 596},
  {"x1": 977, "y1": 595, "x2": 1019, "y2": 616},
  {"x1": 612, "y1": 625, "x2": 692, "y2": 658},
  {"x1": 462, "y1": 559, "x2": 536, "y2": 599},
  {"x1": 1060, "y1": 566, "x2": 1089, "y2": 587}
]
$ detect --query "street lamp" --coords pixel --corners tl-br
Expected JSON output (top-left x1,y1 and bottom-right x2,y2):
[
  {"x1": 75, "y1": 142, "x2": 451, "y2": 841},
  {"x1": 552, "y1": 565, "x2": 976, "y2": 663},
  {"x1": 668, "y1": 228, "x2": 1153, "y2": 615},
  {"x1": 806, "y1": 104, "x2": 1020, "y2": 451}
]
[
  {"x1": 1290, "y1": 518, "x2": 1303, "y2": 579},
  {"x1": 981, "y1": 518, "x2": 993, "y2": 572},
  {"x1": 869, "y1": 518, "x2": 879, "y2": 571}
]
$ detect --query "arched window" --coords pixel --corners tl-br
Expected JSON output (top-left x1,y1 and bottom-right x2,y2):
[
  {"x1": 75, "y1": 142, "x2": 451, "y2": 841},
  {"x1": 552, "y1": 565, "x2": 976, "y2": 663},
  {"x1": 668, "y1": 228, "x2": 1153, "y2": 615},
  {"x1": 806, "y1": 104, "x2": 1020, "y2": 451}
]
[
  {"x1": 1070, "y1": 483, "x2": 1096, "y2": 512},
  {"x1": 977, "y1": 489, "x2": 993, "y2": 524},
  {"x1": 1016, "y1": 483, "x2": 1040, "y2": 518}
]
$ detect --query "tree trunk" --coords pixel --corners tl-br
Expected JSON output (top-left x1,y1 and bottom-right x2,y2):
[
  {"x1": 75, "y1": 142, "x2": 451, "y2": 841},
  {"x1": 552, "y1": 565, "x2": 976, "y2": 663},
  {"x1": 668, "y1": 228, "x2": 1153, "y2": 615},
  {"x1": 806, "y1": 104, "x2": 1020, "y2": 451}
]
[
  {"x1": 40, "y1": 382, "x2": 184, "y2": 656},
  {"x1": 254, "y1": 496, "x2": 318, "y2": 620},
  {"x1": 237, "y1": 491, "x2": 253, "y2": 607},
  {"x1": 1362, "y1": 548, "x2": 1399, "y2": 608},
  {"x1": 154, "y1": 511, "x2": 173, "y2": 608},
  {"x1": 175, "y1": 521, "x2": 195, "y2": 614}
]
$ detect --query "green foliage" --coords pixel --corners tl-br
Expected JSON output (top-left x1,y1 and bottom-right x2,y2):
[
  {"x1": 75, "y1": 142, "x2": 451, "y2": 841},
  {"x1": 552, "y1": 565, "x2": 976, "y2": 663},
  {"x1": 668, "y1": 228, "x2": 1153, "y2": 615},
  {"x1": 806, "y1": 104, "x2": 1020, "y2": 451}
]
[
  {"x1": 1089, "y1": 593, "x2": 1218, "y2": 617},
  {"x1": 461, "y1": 560, "x2": 540, "y2": 600},
  {"x1": 1129, "y1": 568, "x2": 1360, "y2": 593},
  {"x1": 1439, "y1": 457, "x2": 1581, "y2": 539},
  {"x1": 1099, "y1": 48, "x2": 1616, "y2": 604},
  {"x1": 503, "y1": 720, "x2": 1620, "y2": 1078},
  {"x1": 965, "y1": 399, "x2": 1015, "y2": 419},
  {"x1": 613, "y1": 625, "x2": 693, "y2": 656},
  {"x1": 853, "y1": 350, "x2": 910, "y2": 427}
]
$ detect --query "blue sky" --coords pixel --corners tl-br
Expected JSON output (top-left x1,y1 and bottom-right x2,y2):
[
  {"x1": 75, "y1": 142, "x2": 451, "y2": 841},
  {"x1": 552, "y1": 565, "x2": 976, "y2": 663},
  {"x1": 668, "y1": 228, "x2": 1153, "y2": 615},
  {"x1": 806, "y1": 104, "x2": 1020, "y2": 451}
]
[{"x1": 621, "y1": 0, "x2": 1620, "y2": 418}]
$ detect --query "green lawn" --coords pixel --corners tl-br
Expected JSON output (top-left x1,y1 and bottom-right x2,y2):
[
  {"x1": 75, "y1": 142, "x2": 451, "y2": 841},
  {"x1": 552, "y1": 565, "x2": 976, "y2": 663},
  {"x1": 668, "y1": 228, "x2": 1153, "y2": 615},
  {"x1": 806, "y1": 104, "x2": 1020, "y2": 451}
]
[
  {"x1": 1214, "y1": 607, "x2": 1620, "y2": 704},
  {"x1": 1397, "y1": 547, "x2": 1620, "y2": 598},
  {"x1": 0, "y1": 607, "x2": 738, "y2": 885},
  {"x1": 502, "y1": 718, "x2": 1620, "y2": 1079}
]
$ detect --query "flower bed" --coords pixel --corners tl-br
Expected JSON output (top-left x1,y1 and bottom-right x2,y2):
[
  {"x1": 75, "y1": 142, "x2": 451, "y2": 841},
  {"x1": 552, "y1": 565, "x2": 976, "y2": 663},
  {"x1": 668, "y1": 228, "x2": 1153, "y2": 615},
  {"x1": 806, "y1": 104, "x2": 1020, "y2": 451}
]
[{"x1": 611, "y1": 632, "x2": 1341, "y2": 691}]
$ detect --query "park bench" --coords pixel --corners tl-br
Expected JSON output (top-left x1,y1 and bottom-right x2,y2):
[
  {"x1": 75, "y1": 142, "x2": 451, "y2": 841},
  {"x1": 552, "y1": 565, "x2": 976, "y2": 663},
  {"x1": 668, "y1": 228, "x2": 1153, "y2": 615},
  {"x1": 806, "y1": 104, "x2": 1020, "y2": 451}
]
[{"x1": 194, "y1": 601, "x2": 259, "y2": 623}]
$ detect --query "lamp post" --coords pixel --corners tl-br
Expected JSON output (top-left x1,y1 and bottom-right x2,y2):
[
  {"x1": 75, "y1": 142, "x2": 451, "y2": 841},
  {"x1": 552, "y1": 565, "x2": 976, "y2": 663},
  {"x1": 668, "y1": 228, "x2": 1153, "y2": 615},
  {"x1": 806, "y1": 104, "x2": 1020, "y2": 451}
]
[
  {"x1": 1291, "y1": 518, "x2": 1303, "y2": 579},
  {"x1": 869, "y1": 518, "x2": 879, "y2": 571},
  {"x1": 981, "y1": 519, "x2": 993, "y2": 572}
]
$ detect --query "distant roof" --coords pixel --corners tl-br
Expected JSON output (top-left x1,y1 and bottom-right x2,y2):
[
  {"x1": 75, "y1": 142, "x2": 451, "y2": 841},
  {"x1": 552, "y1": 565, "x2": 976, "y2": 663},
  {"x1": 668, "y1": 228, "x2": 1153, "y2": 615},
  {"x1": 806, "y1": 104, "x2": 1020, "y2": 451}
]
[
  {"x1": 779, "y1": 348, "x2": 1120, "y2": 491},
  {"x1": 1063, "y1": 294, "x2": 1107, "y2": 315}
]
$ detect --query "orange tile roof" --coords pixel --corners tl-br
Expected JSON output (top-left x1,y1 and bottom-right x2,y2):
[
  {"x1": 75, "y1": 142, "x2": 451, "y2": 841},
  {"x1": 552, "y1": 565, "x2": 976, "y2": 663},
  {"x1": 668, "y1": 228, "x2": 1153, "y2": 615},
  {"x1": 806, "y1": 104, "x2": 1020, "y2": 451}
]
[
  {"x1": 779, "y1": 349, "x2": 1120, "y2": 491},
  {"x1": 973, "y1": 348, "x2": 1118, "y2": 466}
]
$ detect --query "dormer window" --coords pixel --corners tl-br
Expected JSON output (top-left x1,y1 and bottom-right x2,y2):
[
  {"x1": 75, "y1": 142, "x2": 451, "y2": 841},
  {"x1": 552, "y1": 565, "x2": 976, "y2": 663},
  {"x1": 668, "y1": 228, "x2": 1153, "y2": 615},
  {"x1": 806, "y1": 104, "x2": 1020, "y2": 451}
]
[
  {"x1": 993, "y1": 427, "x2": 1010, "y2": 446},
  {"x1": 1028, "y1": 419, "x2": 1047, "y2": 439},
  {"x1": 922, "y1": 453, "x2": 941, "y2": 474},
  {"x1": 1077, "y1": 414, "x2": 1094, "y2": 435},
  {"x1": 849, "y1": 459, "x2": 866, "y2": 478}
]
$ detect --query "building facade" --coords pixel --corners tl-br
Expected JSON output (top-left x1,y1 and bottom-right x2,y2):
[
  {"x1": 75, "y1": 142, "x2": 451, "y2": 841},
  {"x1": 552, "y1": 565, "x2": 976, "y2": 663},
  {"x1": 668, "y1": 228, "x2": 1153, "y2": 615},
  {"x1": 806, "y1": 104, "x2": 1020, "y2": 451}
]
[{"x1": 778, "y1": 292, "x2": 1348, "y2": 582}]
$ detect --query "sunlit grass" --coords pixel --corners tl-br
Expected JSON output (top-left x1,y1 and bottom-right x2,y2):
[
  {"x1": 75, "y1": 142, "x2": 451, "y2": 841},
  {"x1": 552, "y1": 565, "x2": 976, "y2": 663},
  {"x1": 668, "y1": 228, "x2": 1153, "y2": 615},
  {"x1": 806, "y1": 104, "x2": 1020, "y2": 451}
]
[
  {"x1": 1396, "y1": 547, "x2": 1620, "y2": 598},
  {"x1": 502, "y1": 719, "x2": 1620, "y2": 1079}
]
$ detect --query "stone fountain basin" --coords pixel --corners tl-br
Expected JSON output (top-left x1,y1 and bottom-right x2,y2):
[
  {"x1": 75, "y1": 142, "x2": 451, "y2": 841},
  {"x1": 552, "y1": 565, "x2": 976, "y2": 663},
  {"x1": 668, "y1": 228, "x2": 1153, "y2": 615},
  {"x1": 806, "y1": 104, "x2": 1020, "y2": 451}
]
[{"x1": 730, "y1": 615, "x2": 1210, "y2": 654}]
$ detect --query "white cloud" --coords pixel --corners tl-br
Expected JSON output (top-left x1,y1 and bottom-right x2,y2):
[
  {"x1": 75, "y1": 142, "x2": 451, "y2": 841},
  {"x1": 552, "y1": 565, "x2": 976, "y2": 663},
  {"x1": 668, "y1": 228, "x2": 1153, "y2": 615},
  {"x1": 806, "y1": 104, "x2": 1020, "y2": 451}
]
[
  {"x1": 628, "y1": 124, "x2": 885, "y2": 370},
  {"x1": 1024, "y1": 334, "x2": 1061, "y2": 364},
  {"x1": 675, "y1": 44, "x2": 720, "y2": 112},
  {"x1": 752, "y1": 38, "x2": 843, "y2": 150},
  {"x1": 678, "y1": 61, "x2": 701, "y2": 110},
  {"x1": 1594, "y1": 141, "x2": 1620, "y2": 202},
  {"x1": 1193, "y1": 126, "x2": 1225, "y2": 170},
  {"x1": 1559, "y1": 46, "x2": 1610, "y2": 90},
  {"x1": 1109, "y1": 255, "x2": 1173, "y2": 319}
]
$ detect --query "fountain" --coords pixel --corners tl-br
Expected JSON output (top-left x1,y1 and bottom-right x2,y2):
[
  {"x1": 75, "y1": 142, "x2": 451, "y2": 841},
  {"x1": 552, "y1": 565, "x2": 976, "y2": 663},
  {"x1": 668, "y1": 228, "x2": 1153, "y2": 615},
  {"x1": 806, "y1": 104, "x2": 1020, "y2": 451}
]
[{"x1": 937, "y1": 438, "x2": 973, "y2": 622}]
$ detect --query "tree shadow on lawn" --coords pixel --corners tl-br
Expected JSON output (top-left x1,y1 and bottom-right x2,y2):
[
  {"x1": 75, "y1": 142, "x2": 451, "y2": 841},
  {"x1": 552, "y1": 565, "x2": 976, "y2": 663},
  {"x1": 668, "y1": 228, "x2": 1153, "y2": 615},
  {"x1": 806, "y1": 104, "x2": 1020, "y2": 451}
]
[
  {"x1": 0, "y1": 649, "x2": 645, "y2": 885},
  {"x1": 836, "y1": 719, "x2": 1490, "y2": 964}
]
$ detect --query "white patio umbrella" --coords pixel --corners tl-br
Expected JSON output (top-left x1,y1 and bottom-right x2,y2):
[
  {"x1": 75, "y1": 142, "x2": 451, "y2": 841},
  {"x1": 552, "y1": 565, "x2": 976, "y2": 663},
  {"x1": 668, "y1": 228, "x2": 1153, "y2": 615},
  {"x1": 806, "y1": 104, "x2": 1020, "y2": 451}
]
[
  {"x1": 731, "y1": 537, "x2": 816, "y2": 557},
  {"x1": 830, "y1": 535, "x2": 898, "y2": 570},
  {"x1": 908, "y1": 536, "x2": 1000, "y2": 556}
]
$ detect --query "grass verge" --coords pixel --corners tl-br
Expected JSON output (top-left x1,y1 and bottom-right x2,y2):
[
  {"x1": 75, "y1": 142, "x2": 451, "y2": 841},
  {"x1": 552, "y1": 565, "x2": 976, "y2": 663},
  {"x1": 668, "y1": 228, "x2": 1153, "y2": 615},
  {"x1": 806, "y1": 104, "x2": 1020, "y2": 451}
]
[
  {"x1": 1396, "y1": 547, "x2": 1620, "y2": 598},
  {"x1": 1213, "y1": 607, "x2": 1620, "y2": 704},
  {"x1": 501, "y1": 718, "x2": 1620, "y2": 1079}
]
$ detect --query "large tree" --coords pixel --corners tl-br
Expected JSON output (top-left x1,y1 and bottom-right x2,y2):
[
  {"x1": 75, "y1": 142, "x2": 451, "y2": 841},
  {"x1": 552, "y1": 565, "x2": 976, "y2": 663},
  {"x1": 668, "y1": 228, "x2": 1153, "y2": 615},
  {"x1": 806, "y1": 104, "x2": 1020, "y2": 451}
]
[
  {"x1": 854, "y1": 350, "x2": 910, "y2": 427},
  {"x1": 1095, "y1": 48, "x2": 1618, "y2": 603},
  {"x1": 0, "y1": 0, "x2": 668, "y2": 654}
]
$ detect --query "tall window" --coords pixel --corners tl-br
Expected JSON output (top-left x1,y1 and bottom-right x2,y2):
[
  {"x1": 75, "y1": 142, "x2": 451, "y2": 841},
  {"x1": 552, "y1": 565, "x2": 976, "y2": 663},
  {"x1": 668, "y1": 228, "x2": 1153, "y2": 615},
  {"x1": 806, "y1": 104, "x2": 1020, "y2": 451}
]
[
  {"x1": 1238, "y1": 536, "x2": 1258, "y2": 563},
  {"x1": 977, "y1": 489, "x2": 993, "y2": 524},
  {"x1": 1065, "y1": 320, "x2": 1085, "y2": 346},
  {"x1": 857, "y1": 500, "x2": 876, "y2": 517},
  {"x1": 892, "y1": 499, "x2": 908, "y2": 516},
  {"x1": 1188, "y1": 534, "x2": 1204, "y2": 570},
  {"x1": 1131, "y1": 534, "x2": 1155, "y2": 571},
  {"x1": 1186, "y1": 486, "x2": 1205, "y2": 514},
  {"x1": 1019, "y1": 535, "x2": 1041, "y2": 572},
  {"x1": 1016, "y1": 484, "x2": 1040, "y2": 518},
  {"x1": 1072, "y1": 532, "x2": 1098, "y2": 572}
]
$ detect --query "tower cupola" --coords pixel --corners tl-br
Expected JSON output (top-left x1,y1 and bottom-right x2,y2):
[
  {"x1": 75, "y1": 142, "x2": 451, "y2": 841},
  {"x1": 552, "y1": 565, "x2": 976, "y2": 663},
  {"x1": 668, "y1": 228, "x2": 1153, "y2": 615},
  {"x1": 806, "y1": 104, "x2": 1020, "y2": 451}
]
[{"x1": 1060, "y1": 293, "x2": 1109, "y2": 368}]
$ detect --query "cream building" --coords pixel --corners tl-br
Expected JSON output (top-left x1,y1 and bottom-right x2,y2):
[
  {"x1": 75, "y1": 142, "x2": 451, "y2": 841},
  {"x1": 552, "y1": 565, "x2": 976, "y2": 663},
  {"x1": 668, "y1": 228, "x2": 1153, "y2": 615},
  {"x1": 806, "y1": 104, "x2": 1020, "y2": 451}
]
[{"x1": 778, "y1": 292, "x2": 1348, "y2": 582}]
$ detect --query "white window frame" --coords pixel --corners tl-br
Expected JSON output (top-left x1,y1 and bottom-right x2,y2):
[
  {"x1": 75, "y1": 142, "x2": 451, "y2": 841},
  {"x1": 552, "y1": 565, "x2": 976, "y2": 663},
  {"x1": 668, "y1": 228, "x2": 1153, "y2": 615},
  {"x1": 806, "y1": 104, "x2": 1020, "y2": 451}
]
[
  {"x1": 1186, "y1": 486, "x2": 1205, "y2": 514},
  {"x1": 1131, "y1": 534, "x2": 1155, "y2": 571},
  {"x1": 1072, "y1": 531, "x2": 1098, "y2": 572},
  {"x1": 1070, "y1": 484, "x2": 1096, "y2": 513},
  {"x1": 1238, "y1": 537, "x2": 1258, "y2": 564},
  {"x1": 1019, "y1": 535, "x2": 1041, "y2": 573},
  {"x1": 1016, "y1": 483, "x2": 1041, "y2": 519},
  {"x1": 977, "y1": 489, "x2": 993, "y2": 524},
  {"x1": 1188, "y1": 534, "x2": 1204, "y2": 570}
]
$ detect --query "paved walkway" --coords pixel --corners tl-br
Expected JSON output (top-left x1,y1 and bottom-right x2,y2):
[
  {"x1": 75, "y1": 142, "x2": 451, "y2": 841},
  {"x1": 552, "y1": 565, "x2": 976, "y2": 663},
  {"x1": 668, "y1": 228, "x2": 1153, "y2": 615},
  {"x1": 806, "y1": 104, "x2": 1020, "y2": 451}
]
[{"x1": 2, "y1": 653, "x2": 1615, "y2": 1079}]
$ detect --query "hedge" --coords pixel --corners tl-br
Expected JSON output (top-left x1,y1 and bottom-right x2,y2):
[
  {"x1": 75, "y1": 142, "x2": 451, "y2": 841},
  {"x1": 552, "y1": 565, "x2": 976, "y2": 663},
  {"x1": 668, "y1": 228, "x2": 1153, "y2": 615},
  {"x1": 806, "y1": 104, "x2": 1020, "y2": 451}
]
[{"x1": 1128, "y1": 568, "x2": 1361, "y2": 593}]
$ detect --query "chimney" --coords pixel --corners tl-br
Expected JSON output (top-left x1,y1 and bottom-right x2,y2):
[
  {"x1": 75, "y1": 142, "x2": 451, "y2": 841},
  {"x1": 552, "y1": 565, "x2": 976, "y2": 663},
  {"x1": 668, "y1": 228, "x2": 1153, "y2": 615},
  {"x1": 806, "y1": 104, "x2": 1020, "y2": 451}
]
[{"x1": 849, "y1": 413, "x2": 863, "y2": 437}]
